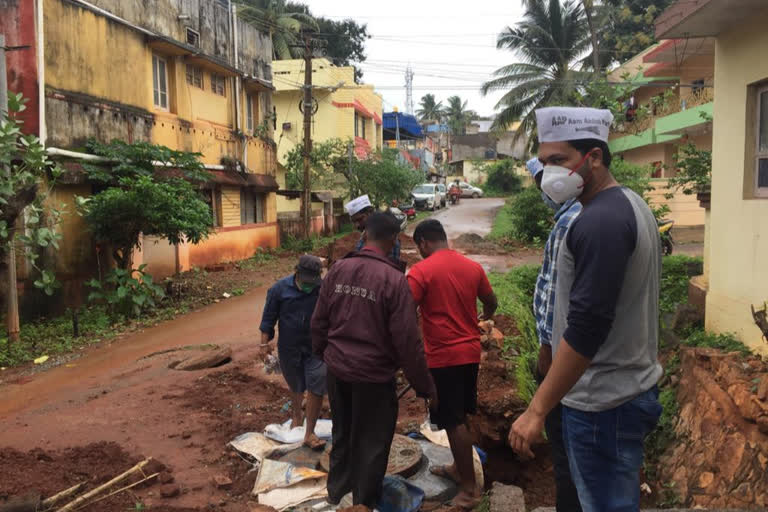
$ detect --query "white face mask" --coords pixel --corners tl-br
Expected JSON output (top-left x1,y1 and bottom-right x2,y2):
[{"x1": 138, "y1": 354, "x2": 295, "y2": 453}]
[
  {"x1": 541, "y1": 165, "x2": 585, "y2": 204},
  {"x1": 540, "y1": 151, "x2": 594, "y2": 204}
]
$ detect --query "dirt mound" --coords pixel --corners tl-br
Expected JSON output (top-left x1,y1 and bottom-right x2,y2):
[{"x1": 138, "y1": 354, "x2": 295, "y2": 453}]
[
  {"x1": 176, "y1": 367, "x2": 290, "y2": 448},
  {"x1": 493, "y1": 315, "x2": 520, "y2": 339},
  {"x1": 659, "y1": 347, "x2": 768, "y2": 508},
  {"x1": 451, "y1": 234, "x2": 506, "y2": 256},
  {"x1": 0, "y1": 442, "x2": 188, "y2": 512}
]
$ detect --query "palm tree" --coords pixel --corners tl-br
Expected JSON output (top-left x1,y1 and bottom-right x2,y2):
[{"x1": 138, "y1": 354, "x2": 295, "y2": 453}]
[
  {"x1": 236, "y1": 0, "x2": 317, "y2": 60},
  {"x1": 445, "y1": 96, "x2": 474, "y2": 135},
  {"x1": 482, "y1": 0, "x2": 591, "y2": 146},
  {"x1": 416, "y1": 94, "x2": 444, "y2": 122}
]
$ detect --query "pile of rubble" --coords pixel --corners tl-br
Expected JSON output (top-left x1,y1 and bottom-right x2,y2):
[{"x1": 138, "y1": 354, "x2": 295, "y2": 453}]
[{"x1": 659, "y1": 347, "x2": 768, "y2": 508}]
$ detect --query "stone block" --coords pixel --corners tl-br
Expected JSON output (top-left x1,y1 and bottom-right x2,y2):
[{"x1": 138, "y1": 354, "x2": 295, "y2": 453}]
[{"x1": 489, "y1": 482, "x2": 525, "y2": 512}]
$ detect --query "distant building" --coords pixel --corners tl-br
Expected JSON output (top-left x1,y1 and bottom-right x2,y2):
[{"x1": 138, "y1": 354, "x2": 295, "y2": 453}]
[
  {"x1": 656, "y1": 0, "x2": 768, "y2": 353},
  {"x1": 607, "y1": 38, "x2": 714, "y2": 227},
  {"x1": 271, "y1": 58, "x2": 383, "y2": 221},
  {"x1": 447, "y1": 122, "x2": 527, "y2": 185},
  {"x1": 0, "y1": 0, "x2": 279, "y2": 304}
]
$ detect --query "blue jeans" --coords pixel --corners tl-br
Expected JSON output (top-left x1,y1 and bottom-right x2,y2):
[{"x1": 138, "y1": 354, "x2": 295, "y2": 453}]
[{"x1": 562, "y1": 387, "x2": 662, "y2": 512}]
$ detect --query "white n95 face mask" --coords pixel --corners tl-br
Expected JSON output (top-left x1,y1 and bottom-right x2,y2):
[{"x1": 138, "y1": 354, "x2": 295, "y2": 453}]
[
  {"x1": 540, "y1": 165, "x2": 585, "y2": 204},
  {"x1": 540, "y1": 150, "x2": 595, "y2": 204}
]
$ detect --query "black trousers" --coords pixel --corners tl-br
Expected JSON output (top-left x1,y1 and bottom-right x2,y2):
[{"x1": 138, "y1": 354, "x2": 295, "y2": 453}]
[
  {"x1": 545, "y1": 402, "x2": 583, "y2": 512},
  {"x1": 326, "y1": 371, "x2": 398, "y2": 508}
]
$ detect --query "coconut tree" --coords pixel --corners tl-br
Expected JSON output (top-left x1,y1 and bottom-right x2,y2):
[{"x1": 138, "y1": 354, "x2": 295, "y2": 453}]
[
  {"x1": 444, "y1": 96, "x2": 476, "y2": 135},
  {"x1": 416, "y1": 94, "x2": 444, "y2": 122},
  {"x1": 236, "y1": 0, "x2": 317, "y2": 60},
  {"x1": 482, "y1": 0, "x2": 591, "y2": 147}
]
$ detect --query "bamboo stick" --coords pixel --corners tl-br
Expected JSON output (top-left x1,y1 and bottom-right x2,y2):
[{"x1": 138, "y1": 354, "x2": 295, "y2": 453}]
[
  {"x1": 71, "y1": 473, "x2": 159, "y2": 511},
  {"x1": 41, "y1": 483, "x2": 85, "y2": 509},
  {"x1": 55, "y1": 458, "x2": 152, "y2": 512}
]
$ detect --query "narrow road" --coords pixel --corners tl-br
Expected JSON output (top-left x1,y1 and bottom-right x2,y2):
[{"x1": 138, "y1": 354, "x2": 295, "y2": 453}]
[{"x1": 406, "y1": 197, "x2": 505, "y2": 238}]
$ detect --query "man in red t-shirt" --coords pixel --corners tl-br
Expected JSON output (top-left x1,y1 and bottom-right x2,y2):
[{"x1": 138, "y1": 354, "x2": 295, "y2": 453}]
[{"x1": 407, "y1": 219, "x2": 498, "y2": 509}]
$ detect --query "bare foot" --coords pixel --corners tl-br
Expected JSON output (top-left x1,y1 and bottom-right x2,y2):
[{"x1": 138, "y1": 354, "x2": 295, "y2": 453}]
[
  {"x1": 303, "y1": 433, "x2": 326, "y2": 450},
  {"x1": 452, "y1": 490, "x2": 482, "y2": 510},
  {"x1": 429, "y1": 464, "x2": 461, "y2": 484}
]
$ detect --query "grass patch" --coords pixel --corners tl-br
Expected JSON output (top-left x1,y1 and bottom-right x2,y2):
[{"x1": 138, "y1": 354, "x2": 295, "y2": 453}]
[
  {"x1": 488, "y1": 198, "x2": 515, "y2": 241},
  {"x1": 0, "y1": 307, "x2": 114, "y2": 367},
  {"x1": 680, "y1": 328, "x2": 749, "y2": 355},
  {"x1": 488, "y1": 264, "x2": 540, "y2": 403}
]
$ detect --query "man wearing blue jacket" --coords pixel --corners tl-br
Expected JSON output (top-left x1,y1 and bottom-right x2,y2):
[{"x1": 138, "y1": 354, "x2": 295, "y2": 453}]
[{"x1": 260, "y1": 255, "x2": 326, "y2": 449}]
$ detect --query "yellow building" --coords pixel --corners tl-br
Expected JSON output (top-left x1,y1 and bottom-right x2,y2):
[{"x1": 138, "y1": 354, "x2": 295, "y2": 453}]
[
  {"x1": 657, "y1": 0, "x2": 768, "y2": 352},
  {"x1": 6, "y1": 0, "x2": 280, "y2": 297},
  {"x1": 272, "y1": 58, "x2": 383, "y2": 213},
  {"x1": 607, "y1": 39, "x2": 713, "y2": 227}
]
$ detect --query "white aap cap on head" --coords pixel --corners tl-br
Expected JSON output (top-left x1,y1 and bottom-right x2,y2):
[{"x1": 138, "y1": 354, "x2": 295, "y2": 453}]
[
  {"x1": 535, "y1": 107, "x2": 614, "y2": 144},
  {"x1": 344, "y1": 194, "x2": 372, "y2": 216}
]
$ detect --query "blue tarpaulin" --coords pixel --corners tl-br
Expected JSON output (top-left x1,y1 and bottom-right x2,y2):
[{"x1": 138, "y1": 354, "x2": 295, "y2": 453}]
[{"x1": 383, "y1": 112, "x2": 424, "y2": 139}]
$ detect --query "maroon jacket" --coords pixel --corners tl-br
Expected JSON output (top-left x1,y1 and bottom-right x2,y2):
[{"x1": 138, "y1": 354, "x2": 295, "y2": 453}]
[{"x1": 311, "y1": 248, "x2": 435, "y2": 398}]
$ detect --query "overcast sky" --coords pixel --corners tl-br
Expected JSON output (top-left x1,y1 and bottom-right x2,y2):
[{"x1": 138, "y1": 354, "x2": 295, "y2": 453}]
[{"x1": 307, "y1": 0, "x2": 527, "y2": 118}]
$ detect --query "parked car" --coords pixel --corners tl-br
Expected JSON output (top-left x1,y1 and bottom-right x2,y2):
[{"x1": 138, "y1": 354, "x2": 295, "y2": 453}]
[
  {"x1": 389, "y1": 207, "x2": 408, "y2": 232},
  {"x1": 437, "y1": 183, "x2": 447, "y2": 207},
  {"x1": 456, "y1": 181, "x2": 484, "y2": 198},
  {"x1": 411, "y1": 184, "x2": 441, "y2": 211}
]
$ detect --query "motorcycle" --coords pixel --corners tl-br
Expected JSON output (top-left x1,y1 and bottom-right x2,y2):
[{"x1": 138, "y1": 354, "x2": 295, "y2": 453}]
[
  {"x1": 449, "y1": 187, "x2": 461, "y2": 205},
  {"x1": 659, "y1": 219, "x2": 675, "y2": 255}
]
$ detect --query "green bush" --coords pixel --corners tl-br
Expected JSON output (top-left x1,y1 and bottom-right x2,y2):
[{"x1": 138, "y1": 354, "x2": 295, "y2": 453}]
[
  {"x1": 660, "y1": 254, "x2": 703, "y2": 314},
  {"x1": 479, "y1": 159, "x2": 523, "y2": 197},
  {"x1": 682, "y1": 329, "x2": 749, "y2": 355},
  {"x1": 87, "y1": 265, "x2": 165, "y2": 319},
  {"x1": 489, "y1": 187, "x2": 553, "y2": 244}
]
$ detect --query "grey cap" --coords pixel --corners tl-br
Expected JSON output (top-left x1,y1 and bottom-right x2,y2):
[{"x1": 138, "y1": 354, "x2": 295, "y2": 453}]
[{"x1": 296, "y1": 254, "x2": 322, "y2": 285}]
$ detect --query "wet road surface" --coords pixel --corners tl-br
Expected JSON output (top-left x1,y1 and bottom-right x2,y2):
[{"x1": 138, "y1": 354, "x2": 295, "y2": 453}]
[{"x1": 406, "y1": 197, "x2": 505, "y2": 238}]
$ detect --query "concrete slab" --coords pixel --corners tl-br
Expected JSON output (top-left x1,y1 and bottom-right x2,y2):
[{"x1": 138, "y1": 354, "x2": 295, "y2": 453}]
[
  {"x1": 405, "y1": 440, "x2": 458, "y2": 502},
  {"x1": 489, "y1": 482, "x2": 525, "y2": 512}
]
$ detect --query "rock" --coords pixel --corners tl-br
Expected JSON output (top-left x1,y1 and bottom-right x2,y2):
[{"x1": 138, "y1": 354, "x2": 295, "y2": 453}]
[
  {"x1": 490, "y1": 328, "x2": 505, "y2": 349},
  {"x1": 160, "y1": 484, "x2": 180, "y2": 498},
  {"x1": 757, "y1": 416, "x2": 768, "y2": 434},
  {"x1": 489, "y1": 482, "x2": 525, "y2": 512},
  {"x1": 478, "y1": 320, "x2": 494, "y2": 335},
  {"x1": 212, "y1": 474, "x2": 233, "y2": 489},
  {"x1": 171, "y1": 347, "x2": 232, "y2": 371},
  {"x1": 698, "y1": 471, "x2": 715, "y2": 489},
  {"x1": 158, "y1": 471, "x2": 175, "y2": 484},
  {"x1": 673, "y1": 303, "x2": 704, "y2": 332},
  {"x1": 758, "y1": 375, "x2": 768, "y2": 401}
]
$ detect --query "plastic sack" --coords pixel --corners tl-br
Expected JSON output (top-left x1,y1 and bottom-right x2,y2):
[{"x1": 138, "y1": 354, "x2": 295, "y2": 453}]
[
  {"x1": 264, "y1": 419, "x2": 333, "y2": 444},
  {"x1": 378, "y1": 476, "x2": 425, "y2": 512},
  {"x1": 252, "y1": 459, "x2": 327, "y2": 495},
  {"x1": 229, "y1": 432, "x2": 302, "y2": 461}
]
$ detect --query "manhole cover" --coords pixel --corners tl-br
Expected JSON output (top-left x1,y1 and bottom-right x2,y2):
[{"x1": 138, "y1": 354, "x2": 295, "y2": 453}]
[{"x1": 320, "y1": 434, "x2": 423, "y2": 477}]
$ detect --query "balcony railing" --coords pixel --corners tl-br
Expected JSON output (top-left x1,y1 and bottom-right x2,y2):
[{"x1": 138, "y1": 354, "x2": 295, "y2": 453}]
[{"x1": 616, "y1": 88, "x2": 714, "y2": 135}]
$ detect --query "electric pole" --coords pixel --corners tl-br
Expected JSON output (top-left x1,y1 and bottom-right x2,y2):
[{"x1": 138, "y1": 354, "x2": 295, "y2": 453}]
[
  {"x1": 1, "y1": 34, "x2": 21, "y2": 344},
  {"x1": 301, "y1": 31, "x2": 313, "y2": 239}
]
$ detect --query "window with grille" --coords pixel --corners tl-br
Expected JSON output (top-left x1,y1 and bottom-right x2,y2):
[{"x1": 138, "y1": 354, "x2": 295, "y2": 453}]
[
  {"x1": 201, "y1": 189, "x2": 221, "y2": 227},
  {"x1": 186, "y1": 28, "x2": 200, "y2": 48},
  {"x1": 757, "y1": 85, "x2": 768, "y2": 197},
  {"x1": 211, "y1": 74, "x2": 227, "y2": 96},
  {"x1": 240, "y1": 189, "x2": 266, "y2": 224},
  {"x1": 354, "y1": 112, "x2": 360, "y2": 137},
  {"x1": 186, "y1": 65, "x2": 203, "y2": 89}
]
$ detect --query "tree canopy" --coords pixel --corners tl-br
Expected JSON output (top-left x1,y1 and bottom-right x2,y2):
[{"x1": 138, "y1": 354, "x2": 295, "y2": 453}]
[
  {"x1": 284, "y1": 138, "x2": 423, "y2": 207},
  {"x1": 77, "y1": 140, "x2": 213, "y2": 270}
]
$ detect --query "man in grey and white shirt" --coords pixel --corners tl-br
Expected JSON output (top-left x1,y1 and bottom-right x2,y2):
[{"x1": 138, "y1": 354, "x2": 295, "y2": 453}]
[{"x1": 508, "y1": 107, "x2": 663, "y2": 512}]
